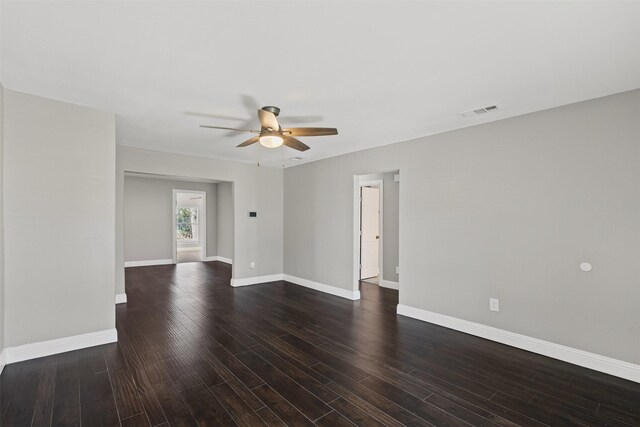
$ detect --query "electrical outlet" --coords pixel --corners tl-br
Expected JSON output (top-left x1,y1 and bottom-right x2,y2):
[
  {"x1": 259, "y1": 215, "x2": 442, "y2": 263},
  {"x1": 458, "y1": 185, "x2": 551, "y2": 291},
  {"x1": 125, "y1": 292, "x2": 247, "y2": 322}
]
[
  {"x1": 250, "y1": 262, "x2": 255, "y2": 269},
  {"x1": 489, "y1": 298, "x2": 499, "y2": 312},
  {"x1": 395, "y1": 266, "x2": 399, "y2": 274}
]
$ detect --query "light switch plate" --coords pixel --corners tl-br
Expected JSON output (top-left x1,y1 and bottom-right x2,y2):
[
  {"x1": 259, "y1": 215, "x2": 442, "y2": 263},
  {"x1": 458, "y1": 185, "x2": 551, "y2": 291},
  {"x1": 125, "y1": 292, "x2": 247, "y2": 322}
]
[{"x1": 489, "y1": 298, "x2": 499, "y2": 312}]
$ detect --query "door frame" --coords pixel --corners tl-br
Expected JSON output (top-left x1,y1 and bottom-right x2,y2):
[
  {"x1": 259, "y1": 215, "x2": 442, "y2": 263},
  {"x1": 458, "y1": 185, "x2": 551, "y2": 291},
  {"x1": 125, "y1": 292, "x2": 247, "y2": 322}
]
[
  {"x1": 353, "y1": 178, "x2": 383, "y2": 289},
  {"x1": 172, "y1": 189, "x2": 207, "y2": 264}
]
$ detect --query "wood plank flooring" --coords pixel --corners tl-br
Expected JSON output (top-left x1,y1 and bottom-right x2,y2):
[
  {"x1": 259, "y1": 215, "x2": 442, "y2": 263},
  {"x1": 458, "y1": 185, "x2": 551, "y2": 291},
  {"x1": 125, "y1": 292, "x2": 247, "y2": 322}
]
[{"x1": 1, "y1": 261, "x2": 639, "y2": 426}]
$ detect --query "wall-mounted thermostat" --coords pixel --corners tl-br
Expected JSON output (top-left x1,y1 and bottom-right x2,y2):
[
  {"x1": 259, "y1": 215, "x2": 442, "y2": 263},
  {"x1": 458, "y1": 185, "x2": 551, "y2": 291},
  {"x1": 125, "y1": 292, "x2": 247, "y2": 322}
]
[{"x1": 249, "y1": 211, "x2": 257, "y2": 218}]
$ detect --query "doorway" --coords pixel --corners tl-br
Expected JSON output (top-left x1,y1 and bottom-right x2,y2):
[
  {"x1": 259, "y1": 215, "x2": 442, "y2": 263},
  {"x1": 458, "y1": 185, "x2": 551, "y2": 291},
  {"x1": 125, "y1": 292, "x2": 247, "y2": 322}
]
[
  {"x1": 360, "y1": 184, "x2": 381, "y2": 284},
  {"x1": 353, "y1": 171, "x2": 400, "y2": 295},
  {"x1": 173, "y1": 189, "x2": 206, "y2": 263}
]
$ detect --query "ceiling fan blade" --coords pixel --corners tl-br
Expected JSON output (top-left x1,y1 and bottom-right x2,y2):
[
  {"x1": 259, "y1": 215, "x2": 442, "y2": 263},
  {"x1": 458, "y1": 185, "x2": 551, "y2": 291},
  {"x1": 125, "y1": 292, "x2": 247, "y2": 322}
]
[
  {"x1": 283, "y1": 127, "x2": 338, "y2": 137},
  {"x1": 258, "y1": 109, "x2": 280, "y2": 131},
  {"x1": 186, "y1": 112, "x2": 246, "y2": 121},
  {"x1": 200, "y1": 125, "x2": 258, "y2": 133},
  {"x1": 237, "y1": 136, "x2": 260, "y2": 147},
  {"x1": 241, "y1": 94, "x2": 261, "y2": 112},
  {"x1": 283, "y1": 135, "x2": 310, "y2": 151}
]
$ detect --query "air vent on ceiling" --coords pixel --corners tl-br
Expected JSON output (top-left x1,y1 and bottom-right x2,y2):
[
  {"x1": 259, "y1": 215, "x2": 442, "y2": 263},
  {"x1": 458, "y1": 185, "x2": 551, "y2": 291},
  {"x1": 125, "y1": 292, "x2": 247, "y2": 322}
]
[
  {"x1": 289, "y1": 156, "x2": 305, "y2": 161},
  {"x1": 462, "y1": 105, "x2": 500, "y2": 117}
]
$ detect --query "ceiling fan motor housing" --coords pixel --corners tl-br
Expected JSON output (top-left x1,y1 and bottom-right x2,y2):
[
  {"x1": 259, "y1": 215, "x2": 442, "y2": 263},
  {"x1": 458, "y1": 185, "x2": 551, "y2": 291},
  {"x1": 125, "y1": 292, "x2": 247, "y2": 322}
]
[{"x1": 261, "y1": 106, "x2": 280, "y2": 116}]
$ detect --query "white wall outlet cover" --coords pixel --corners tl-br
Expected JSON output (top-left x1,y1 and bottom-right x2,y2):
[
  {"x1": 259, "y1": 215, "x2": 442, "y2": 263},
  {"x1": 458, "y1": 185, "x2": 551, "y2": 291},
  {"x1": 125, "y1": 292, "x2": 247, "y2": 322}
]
[
  {"x1": 489, "y1": 298, "x2": 500, "y2": 312},
  {"x1": 395, "y1": 266, "x2": 399, "y2": 274},
  {"x1": 250, "y1": 262, "x2": 255, "y2": 269},
  {"x1": 580, "y1": 262, "x2": 592, "y2": 272}
]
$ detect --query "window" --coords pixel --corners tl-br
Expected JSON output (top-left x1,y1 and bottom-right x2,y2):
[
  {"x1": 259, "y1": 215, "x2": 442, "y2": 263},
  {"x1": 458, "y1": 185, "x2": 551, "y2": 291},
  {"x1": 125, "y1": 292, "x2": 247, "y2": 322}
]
[{"x1": 176, "y1": 207, "x2": 199, "y2": 241}]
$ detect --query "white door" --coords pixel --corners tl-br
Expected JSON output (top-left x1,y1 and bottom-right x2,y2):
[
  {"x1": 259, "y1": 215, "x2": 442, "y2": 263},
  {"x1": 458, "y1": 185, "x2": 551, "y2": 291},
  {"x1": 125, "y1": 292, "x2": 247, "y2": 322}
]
[{"x1": 360, "y1": 186, "x2": 380, "y2": 279}]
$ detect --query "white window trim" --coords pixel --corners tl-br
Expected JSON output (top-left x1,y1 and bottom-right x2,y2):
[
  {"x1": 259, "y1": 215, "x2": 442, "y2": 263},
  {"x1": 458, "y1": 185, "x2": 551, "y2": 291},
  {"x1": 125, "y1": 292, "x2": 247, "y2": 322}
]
[{"x1": 172, "y1": 189, "x2": 207, "y2": 263}]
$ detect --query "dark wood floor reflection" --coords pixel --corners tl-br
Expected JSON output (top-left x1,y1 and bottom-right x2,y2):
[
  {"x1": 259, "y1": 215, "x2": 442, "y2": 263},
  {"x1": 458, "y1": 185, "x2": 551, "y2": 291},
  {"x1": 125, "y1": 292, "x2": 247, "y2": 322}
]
[{"x1": 2, "y1": 261, "x2": 639, "y2": 426}]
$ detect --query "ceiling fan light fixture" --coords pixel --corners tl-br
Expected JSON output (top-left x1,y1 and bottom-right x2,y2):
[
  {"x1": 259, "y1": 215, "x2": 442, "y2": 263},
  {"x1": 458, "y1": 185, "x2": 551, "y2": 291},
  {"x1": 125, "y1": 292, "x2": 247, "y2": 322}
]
[{"x1": 259, "y1": 135, "x2": 284, "y2": 148}]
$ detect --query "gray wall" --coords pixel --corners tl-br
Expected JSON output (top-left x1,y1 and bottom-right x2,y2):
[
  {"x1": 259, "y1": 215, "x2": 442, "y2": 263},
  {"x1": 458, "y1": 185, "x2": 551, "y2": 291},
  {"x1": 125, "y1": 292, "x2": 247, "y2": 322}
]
[
  {"x1": 217, "y1": 182, "x2": 234, "y2": 260},
  {"x1": 284, "y1": 89, "x2": 640, "y2": 365},
  {"x1": 358, "y1": 172, "x2": 399, "y2": 283},
  {"x1": 0, "y1": 83, "x2": 5, "y2": 357},
  {"x1": 382, "y1": 172, "x2": 399, "y2": 283},
  {"x1": 380, "y1": 172, "x2": 399, "y2": 283},
  {"x1": 4, "y1": 89, "x2": 115, "y2": 347},
  {"x1": 116, "y1": 146, "x2": 283, "y2": 295},
  {"x1": 123, "y1": 176, "x2": 220, "y2": 261}
]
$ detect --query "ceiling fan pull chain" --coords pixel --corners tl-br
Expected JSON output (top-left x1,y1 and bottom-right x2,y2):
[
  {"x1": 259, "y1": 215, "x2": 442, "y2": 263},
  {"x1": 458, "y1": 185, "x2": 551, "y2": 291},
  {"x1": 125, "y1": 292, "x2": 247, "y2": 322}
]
[
  {"x1": 282, "y1": 144, "x2": 286, "y2": 168},
  {"x1": 257, "y1": 140, "x2": 261, "y2": 167}
]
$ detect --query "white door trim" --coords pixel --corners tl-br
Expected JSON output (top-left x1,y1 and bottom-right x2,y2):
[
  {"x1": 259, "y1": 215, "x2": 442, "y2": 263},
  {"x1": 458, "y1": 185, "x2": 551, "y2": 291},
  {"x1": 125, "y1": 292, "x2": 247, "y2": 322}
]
[
  {"x1": 172, "y1": 189, "x2": 207, "y2": 263},
  {"x1": 353, "y1": 178, "x2": 384, "y2": 291}
]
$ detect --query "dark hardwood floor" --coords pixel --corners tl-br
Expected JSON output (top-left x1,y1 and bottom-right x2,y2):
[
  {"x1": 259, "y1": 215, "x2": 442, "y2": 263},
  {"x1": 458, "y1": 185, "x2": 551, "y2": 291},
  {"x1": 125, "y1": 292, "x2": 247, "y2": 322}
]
[{"x1": 2, "y1": 261, "x2": 639, "y2": 426}]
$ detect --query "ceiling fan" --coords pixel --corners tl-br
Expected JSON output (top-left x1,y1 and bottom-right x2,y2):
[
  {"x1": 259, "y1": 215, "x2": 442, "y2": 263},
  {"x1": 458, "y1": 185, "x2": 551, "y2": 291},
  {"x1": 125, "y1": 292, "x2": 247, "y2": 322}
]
[{"x1": 200, "y1": 106, "x2": 338, "y2": 152}]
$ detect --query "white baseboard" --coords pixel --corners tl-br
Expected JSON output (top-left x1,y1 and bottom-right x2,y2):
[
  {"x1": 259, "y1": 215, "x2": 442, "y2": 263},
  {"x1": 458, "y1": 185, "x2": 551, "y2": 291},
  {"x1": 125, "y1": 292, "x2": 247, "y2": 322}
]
[
  {"x1": 397, "y1": 304, "x2": 640, "y2": 384},
  {"x1": 0, "y1": 349, "x2": 6, "y2": 375},
  {"x1": 205, "y1": 256, "x2": 233, "y2": 264},
  {"x1": 230, "y1": 274, "x2": 283, "y2": 287},
  {"x1": 115, "y1": 293, "x2": 127, "y2": 304},
  {"x1": 283, "y1": 274, "x2": 361, "y2": 301},
  {"x1": 229, "y1": 273, "x2": 361, "y2": 301},
  {"x1": 3, "y1": 328, "x2": 118, "y2": 366},
  {"x1": 379, "y1": 280, "x2": 399, "y2": 290},
  {"x1": 125, "y1": 259, "x2": 173, "y2": 267}
]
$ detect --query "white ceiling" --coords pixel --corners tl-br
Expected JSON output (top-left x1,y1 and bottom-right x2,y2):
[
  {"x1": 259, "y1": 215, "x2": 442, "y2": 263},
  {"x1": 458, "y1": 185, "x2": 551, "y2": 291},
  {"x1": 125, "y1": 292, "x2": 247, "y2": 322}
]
[{"x1": 2, "y1": 1, "x2": 639, "y2": 167}]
